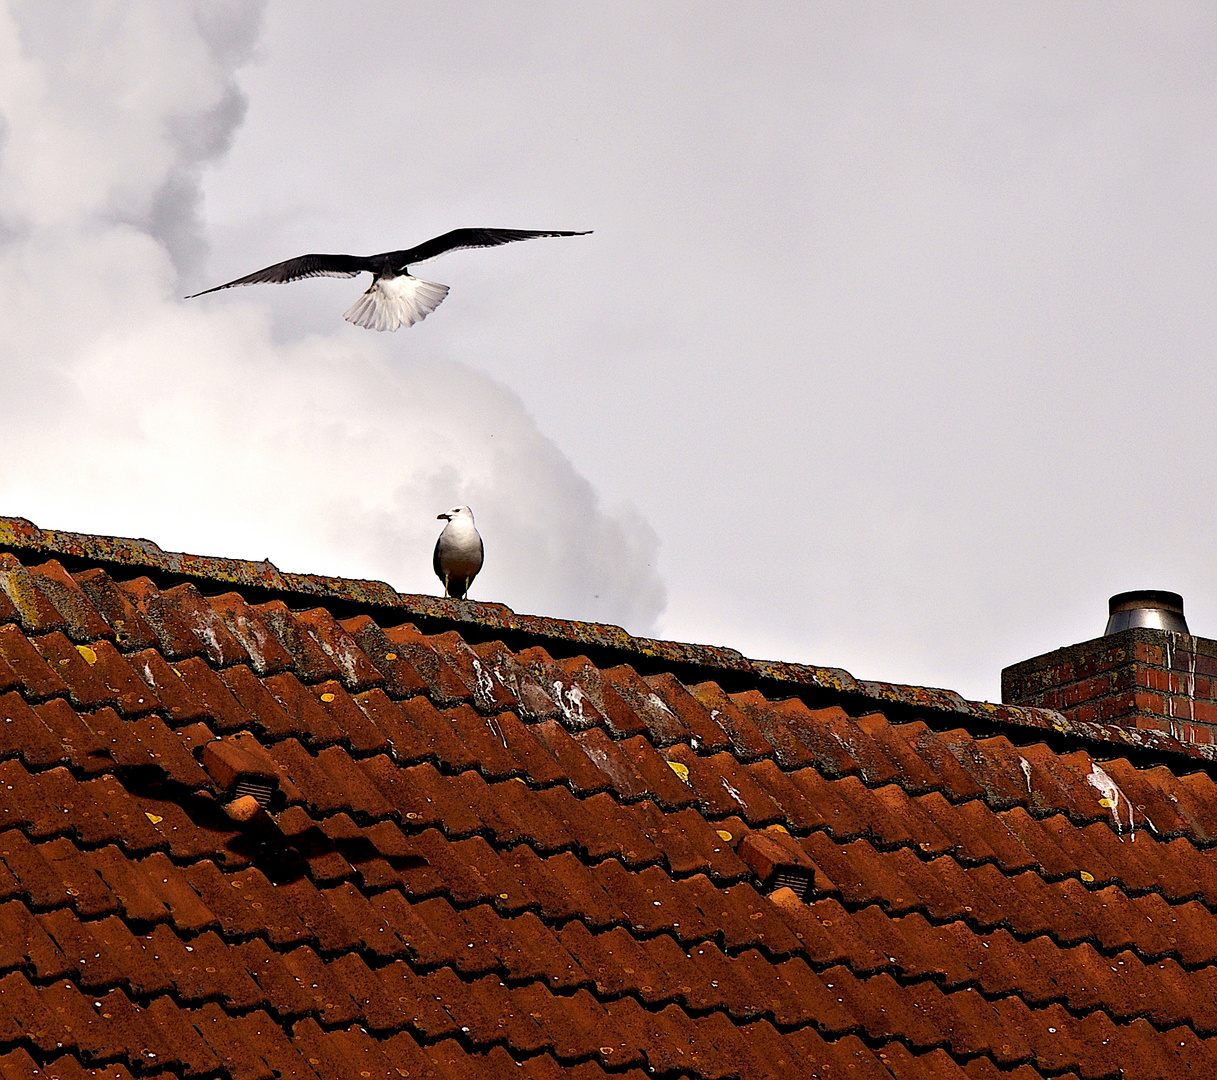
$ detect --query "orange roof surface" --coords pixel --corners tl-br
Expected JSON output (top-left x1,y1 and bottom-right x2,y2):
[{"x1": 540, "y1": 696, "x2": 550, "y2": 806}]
[{"x1": 0, "y1": 515, "x2": 1216, "y2": 1080}]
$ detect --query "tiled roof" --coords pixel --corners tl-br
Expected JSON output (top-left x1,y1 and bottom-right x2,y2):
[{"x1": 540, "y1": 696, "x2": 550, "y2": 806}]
[{"x1": 0, "y1": 518, "x2": 1216, "y2": 1080}]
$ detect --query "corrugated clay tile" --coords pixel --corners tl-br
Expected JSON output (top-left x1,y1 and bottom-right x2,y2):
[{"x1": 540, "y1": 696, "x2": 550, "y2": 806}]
[
  {"x1": 728, "y1": 692, "x2": 823, "y2": 769},
  {"x1": 600, "y1": 666, "x2": 695, "y2": 746},
  {"x1": 293, "y1": 608, "x2": 384, "y2": 691},
  {"x1": 281, "y1": 947, "x2": 364, "y2": 1025},
  {"x1": 826, "y1": 966, "x2": 941, "y2": 1049},
  {"x1": 193, "y1": 1004, "x2": 277, "y2": 1080},
  {"x1": 262, "y1": 671, "x2": 349, "y2": 747},
  {"x1": 785, "y1": 1029, "x2": 894, "y2": 1080},
  {"x1": 321, "y1": 881, "x2": 410, "y2": 960},
  {"x1": 275, "y1": 874, "x2": 364, "y2": 953},
  {"x1": 0, "y1": 555, "x2": 68, "y2": 634},
  {"x1": 1, "y1": 972, "x2": 75, "y2": 1055},
  {"x1": 312, "y1": 744, "x2": 394, "y2": 818},
  {"x1": 0, "y1": 693, "x2": 69, "y2": 767},
  {"x1": 0, "y1": 899, "x2": 71, "y2": 978},
  {"x1": 31, "y1": 835, "x2": 118, "y2": 916},
  {"x1": 623, "y1": 736, "x2": 702, "y2": 808},
  {"x1": 204, "y1": 592, "x2": 294, "y2": 675},
  {"x1": 84, "y1": 844, "x2": 171, "y2": 924},
  {"x1": 384, "y1": 624, "x2": 472, "y2": 707},
  {"x1": 1015, "y1": 745, "x2": 1110, "y2": 823},
  {"x1": 214, "y1": 664, "x2": 295, "y2": 739},
  {"x1": 663, "y1": 746, "x2": 784, "y2": 824},
  {"x1": 251, "y1": 602, "x2": 342, "y2": 684},
  {"x1": 164, "y1": 655, "x2": 253, "y2": 731},
  {"x1": 117, "y1": 578, "x2": 212, "y2": 661},
  {"x1": 950, "y1": 799, "x2": 1040, "y2": 872},
  {"x1": 529, "y1": 719, "x2": 612, "y2": 794},
  {"x1": 0, "y1": 1049, "x2": 49, "y2": 1080},
  {"x1": 124, "y1": 648, "x2": 207, "y2": 724},
  {"x1": 505, "y1": 846, "x2": 625, "y2": 928},
  {"x1": 72, "y1": 570, "x2": 159, "y2": 652},
  {"x1": 857, "y1": 717, "x2": 952, "y2": 795},
  {"x1": 0, "y1": 656, "x2": 17, "y2": 697},
  {"x1": 34, "y1": 698, "x2": 117, "y2": 773},
  {"x1": 628, "y1": 801, "x2": 737, "y2": 878},
  {"x1": 0, "y1": 588, "x2": 18, "y2": 631},
  {"x1": 148, "y1": 924, "x2": 264, "y2": 1008},
  {"x1": 152, "y1": 584, "x2": 249, "y2": 668},
  {"x1": 874, "y1": 785, "x2": 959, "y2": 856},
  {"x1": 948, "y1": 990, "x2": 1036, "y2": 1065},
  {"x1": 0, "y1": 625, "x2": 70, "y2": 701},
  {"x1": 440, "y1": 705, "x2": 521, "y2": 780},
  {"x1": 873, "y1": 1044, "x2": 974, "y2": 1080},
  {"x1": 26, "y1": 562, "x2": 113, "y2": 643},
  {"x1": 395, "y1": 696, "x2": 482, "y2": 770},
  {"x1": 996, "y1": 806, "x2": 1082, "y2": 878},
  {"x1": 685, "y1": 682, "x2": 779, "y2": 762},
  {"x1": 950, "y1": 735, "x2": 1036, "y2": 812},
  {"x1": 643, "y1": 673, "x2": 735, "y2": 752},
  {"x1": 792, "y1": 704, "x2": 904, "y2": 784},
  {"x1": 228, "y1": 937, "x2": 314, "y2": 1018},
  {"x1": 750, "y1": 763, "x2": 854, "y2": 836},
  {"x1": 419, "y1": 631, "x2": 518, "y2": 714},
  {"x1": 766, "y1": 891, "x2": 882, "y2": 971},
  {"x1": 555, "y1": 920, "x2": 664, "y2": 999},
  {"x1": 276, "y1": 807, "x2": 360, "y2": 885},
  {"x1": 471, "y1": 773, "x2": 575, "y2": 854},
  {"x1": 797, "y1": 834, "x2": 905, "y2": 910},
  {"x1": 585, "y1": 860, "x2": 695, "y2": 937},
  {"x1": 535, "y1": 787, "x2": 661, "y2": 867},
  {"x1": 904, "y1": 727, "x2": 987, "y2": 801},
  {"x1": 341, "y1": 617, "x2": 430, "y2": 699},
  {"x1": 569, "y1": 727, "x2": 652, "y2": 801},
  {"x1": 1172, "y1": 770, "x2": 1217, "y2": 845},
  {"x1": 344, "y1": 691, "x2": 430, "y2": 766},
  {"x1": 137, "y1": 851, "x2": 219, "y2": 933},
  {"x1": 493, "y1": 711, "x2": 567, "y2": 785},
  {"x1": 266, "y1": 738, "x2": 349, "y2": 815},
  {"x1": 223, "y1": 1017, "x2": 318, "y2": 1080},
  {"x1": 1095, "y1": 760, "x2": 1192, "y2": 839},
  {"x1": 0, "y1": 760, "x2": 44, "y2": 835}
]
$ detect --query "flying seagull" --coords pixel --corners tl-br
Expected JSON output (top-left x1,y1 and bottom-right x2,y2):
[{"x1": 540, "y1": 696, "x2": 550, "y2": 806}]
[
  {"x1": 434, "y1": 505, "x2": 484, "y2": 600},
  {"x1": 187, "y1": 228, "x2": 591, "y2": 331}
]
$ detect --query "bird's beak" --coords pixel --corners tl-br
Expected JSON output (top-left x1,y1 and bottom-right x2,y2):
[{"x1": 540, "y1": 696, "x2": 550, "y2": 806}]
[{"x1": 437, "y1": 513, "x2": 451, "y2": 520}]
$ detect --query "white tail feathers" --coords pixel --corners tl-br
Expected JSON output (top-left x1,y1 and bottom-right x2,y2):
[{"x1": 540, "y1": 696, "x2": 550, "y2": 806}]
[{"x1": 343, "y1": 274, "x2": 450, "y2": 331}]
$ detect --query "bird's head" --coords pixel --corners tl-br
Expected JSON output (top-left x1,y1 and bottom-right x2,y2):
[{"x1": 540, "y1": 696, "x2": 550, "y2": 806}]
[{"x1": 437, "y1": 505, "x2": 474, "y2": 522}]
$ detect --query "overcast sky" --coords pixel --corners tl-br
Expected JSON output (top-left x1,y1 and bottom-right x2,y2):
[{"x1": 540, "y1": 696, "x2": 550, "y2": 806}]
[{"x1": 2, "y1": 2, "x2": 1217, "y2": 702}]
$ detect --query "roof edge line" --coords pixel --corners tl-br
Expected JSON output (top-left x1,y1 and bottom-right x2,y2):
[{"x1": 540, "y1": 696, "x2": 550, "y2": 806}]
[{"x1": 6, "y1": 514, "x2": 1213, "y2": 763}]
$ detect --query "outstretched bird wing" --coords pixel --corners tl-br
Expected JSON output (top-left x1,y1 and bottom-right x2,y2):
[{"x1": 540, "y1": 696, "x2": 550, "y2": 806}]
[
  {"x1": 186, "y1": 253, "x2": 374, "y2": 297},
  {"x1": 377, "y1": 228, "x2": 592, "y2": 269}
]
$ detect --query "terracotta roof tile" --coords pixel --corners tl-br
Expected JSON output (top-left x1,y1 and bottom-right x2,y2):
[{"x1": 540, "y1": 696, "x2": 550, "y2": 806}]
[
  {"x1": 7, "y1": 524, "x2": 1217, "y2": 1080},
  {"x1": 0, "y1": 556, "x2": 69, "y2": 635}
]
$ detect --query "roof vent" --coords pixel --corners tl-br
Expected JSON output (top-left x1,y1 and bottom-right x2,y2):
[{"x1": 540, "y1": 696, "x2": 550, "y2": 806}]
[
  {"x1": 1104, "y1": 590, "x2": 1189, "y2": 636},
  {"x1": 232, "y1": 776, "x2": 276, "y2": 809},
  {"x1": 736, "y1": 828, "x2": 819, "y2": 903}
]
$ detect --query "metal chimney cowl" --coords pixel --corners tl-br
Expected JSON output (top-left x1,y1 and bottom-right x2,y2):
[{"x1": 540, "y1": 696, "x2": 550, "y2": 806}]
[{"x1": 1104, "y1": 590, "x2": 1189, "y2": 636}]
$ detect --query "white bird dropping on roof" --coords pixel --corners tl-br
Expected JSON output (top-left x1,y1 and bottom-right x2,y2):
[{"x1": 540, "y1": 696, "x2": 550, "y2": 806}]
[
  {"x1": 433, "y1": 506, "x2": 484, "y2": 600},
  {"x1": 187, "y1": 227, "x2": 591, "y2": 331}
]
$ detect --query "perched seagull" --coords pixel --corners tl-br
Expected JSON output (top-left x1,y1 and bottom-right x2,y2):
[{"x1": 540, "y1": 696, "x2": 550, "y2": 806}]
[
  {"x1": 434, "y1": 505, "x2": 484, "y2": 600},
  {"x1": 187, "y1": 227, "x2": 591, "y2": 331}
]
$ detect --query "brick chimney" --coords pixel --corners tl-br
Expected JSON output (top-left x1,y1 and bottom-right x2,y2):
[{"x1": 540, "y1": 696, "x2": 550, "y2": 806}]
[{"x1": 1002, "y1": 590, "x2": 1217, "y2": 745}]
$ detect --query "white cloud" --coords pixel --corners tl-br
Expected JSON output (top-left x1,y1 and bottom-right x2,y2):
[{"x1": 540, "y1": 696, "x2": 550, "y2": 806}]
[{"x1": 0, "y1": 0, "x2": 666, "y2": 633}]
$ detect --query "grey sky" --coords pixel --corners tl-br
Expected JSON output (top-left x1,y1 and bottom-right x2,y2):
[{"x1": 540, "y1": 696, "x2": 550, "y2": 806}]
[{"x1": 3, "y1": 3, "x2": 1216, "y2": 701}]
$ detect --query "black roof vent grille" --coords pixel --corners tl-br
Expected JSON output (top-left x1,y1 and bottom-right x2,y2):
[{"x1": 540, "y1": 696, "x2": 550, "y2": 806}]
[
  {"x1": 233, "y1": 777, "x2": 275, "y2": 809},
  {"x1": 768, "y1": 867, "x2": 814, "y2": 901}
]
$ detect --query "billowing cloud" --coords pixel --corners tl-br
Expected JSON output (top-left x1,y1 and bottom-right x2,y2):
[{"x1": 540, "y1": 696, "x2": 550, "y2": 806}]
[{"x1": 0, "y1": 0, "x2": 666, "y2": 632}]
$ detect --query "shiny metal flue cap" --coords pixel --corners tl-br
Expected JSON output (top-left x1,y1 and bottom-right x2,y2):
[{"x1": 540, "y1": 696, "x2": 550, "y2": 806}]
[{"x1": 1104, "y1": 590, "x2": 1189, "y2": 635}]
